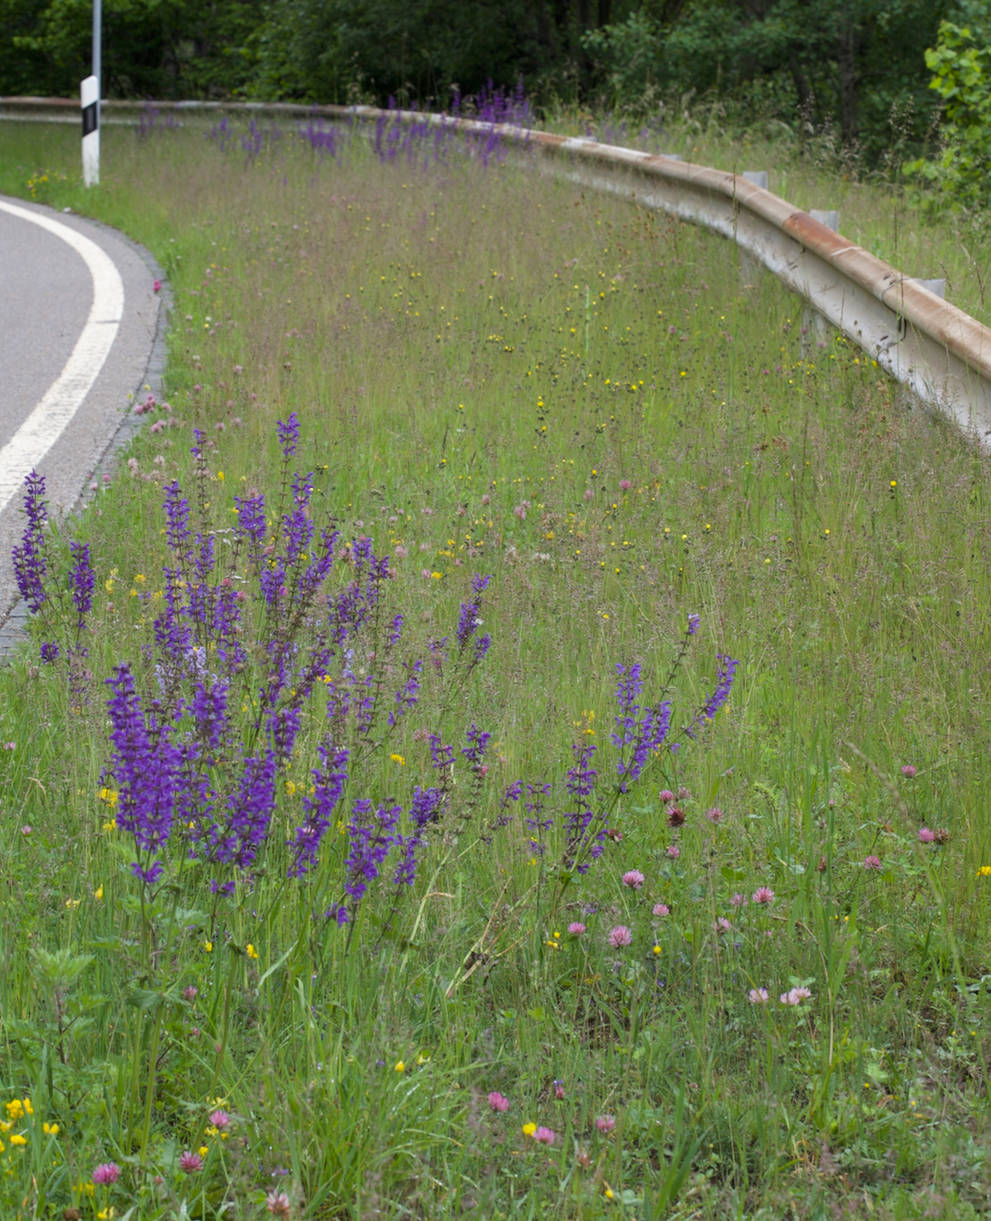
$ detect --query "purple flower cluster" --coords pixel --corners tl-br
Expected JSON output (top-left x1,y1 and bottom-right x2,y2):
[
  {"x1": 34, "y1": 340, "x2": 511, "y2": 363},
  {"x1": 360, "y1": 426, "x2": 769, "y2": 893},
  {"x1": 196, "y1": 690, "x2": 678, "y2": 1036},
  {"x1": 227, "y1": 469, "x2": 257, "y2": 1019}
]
[
  {"x1": 340, "y1": 799, "x2": 402, "y2": 916},
  {"x1": 611, "y1": 663, "x2": 672, "y2": 791},
  {"x1": 105, "y1": 664, "x2": 182, "y2": 884},
  {"x1": 684, "y1": 654, "x2": 740, "y2": 740},
  {"x1": 563, "y1": 742, "x2": 601, "y2": 871},
  {"x1": 12, "y1": 471, "x2": 49, "y2": 613},
  {"x1": 289, "y1": 742, "x2": 350, "y2": 877},
  {"x1": 392, "y1": 786, "x2": 446, "y2": 886}
]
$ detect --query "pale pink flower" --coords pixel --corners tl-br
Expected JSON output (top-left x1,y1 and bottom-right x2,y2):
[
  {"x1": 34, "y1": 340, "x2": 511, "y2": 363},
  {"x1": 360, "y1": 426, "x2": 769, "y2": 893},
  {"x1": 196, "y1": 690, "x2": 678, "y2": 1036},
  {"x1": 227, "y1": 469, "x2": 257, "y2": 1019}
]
[
  {"x1": 595, "y1": 1114, "x2": 616, "y2": 1133},
  {"x1": 864, "y1": 855, "x2": 882, "y2": 870},
  {"x1": 533, "y1": 1126, "x2": 556, "y2": 1145},
  {"x1": 619, "y1": 479, "x2": 632, "y2": 491},
  {"x1": 622, "y1": 869, "x2": 645, "y2": 889},
  {"x1": 608, "y1": 925, "x2": 632, "y2": 947},
  {"x1": 714, "y1": 917, "x2": 732, "y2": 934},
  {"x1": 751, "y1": 887, "x2": 775, "y2": 904},
  {"x1": 666, "y1": 844, "x2": 681, "y2": 859},
  {"x1": 705, "y1": 807, "x2": 723, "y2": 823},
  {"x1": 567, "y1": 921, "x2": 586, "y2": 935},
  {"x1": 730, "y1": 892, "x2": 748, "y2": 907},
  {"x1": 487, "y1": 1091, "x2": 510, "y2": 1112},
  {"x1": 652, "y1": 902, "x2": 670, "y2": 917},
  {"x1": 901, "y1": 764, "x2": 917, "y2": 778},
  {"x1": 179, "y1": 1151, "x2": 203, "y2": 1173},
  {"x1": 780, "y1": 986, "x2": 812, "y2": 1006},
  {"x1": 748, "y1": 988, "x2": 769, "y2": 1004},
  {"x1": 659, "y1": 789, "x2": 675, "y2": 804},
  {"x1": 93, "y1": 1163, "x2": 121, "y2": 1185},
  {"x1": 266, "y1": 1190, "x2": 292, "y2": 1217},
  {"x1": 208, "y1": 1109, "x2": 231, "y2": 1129},
  {"x1": 918, "y1": 827, "x2": 936, "y2": 843}
]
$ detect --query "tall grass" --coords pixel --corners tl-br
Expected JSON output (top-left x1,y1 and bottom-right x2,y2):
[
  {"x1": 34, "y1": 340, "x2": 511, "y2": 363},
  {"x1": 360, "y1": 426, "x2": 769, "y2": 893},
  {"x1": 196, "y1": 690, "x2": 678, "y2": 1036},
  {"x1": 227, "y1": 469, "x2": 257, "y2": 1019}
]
[{"x1": 0, "y1": 112, "x2": 990, "y2": 1219}]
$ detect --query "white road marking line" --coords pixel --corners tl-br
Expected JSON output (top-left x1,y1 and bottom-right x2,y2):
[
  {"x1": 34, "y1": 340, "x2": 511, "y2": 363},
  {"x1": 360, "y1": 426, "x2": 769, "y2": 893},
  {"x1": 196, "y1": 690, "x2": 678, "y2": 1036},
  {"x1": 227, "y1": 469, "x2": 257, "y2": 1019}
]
[{"x1": 0, "y1": 199, "x2": 124, "y2": 513}]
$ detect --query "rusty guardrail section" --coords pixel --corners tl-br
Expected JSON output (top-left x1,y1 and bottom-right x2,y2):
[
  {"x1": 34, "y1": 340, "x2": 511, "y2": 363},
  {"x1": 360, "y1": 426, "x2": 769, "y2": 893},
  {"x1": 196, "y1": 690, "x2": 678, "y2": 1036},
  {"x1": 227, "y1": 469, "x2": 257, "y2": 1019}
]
[{"x1": 4, "y1": 95, "x2": 990, "y2": 443}]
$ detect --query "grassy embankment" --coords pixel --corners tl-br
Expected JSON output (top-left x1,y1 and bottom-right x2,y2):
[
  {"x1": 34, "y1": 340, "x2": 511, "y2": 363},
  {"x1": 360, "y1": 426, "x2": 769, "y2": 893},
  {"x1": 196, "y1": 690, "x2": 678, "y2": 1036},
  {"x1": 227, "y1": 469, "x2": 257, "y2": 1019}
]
[{"x1": 0, "y1": 112, "x2": 989, "y2": 1219}]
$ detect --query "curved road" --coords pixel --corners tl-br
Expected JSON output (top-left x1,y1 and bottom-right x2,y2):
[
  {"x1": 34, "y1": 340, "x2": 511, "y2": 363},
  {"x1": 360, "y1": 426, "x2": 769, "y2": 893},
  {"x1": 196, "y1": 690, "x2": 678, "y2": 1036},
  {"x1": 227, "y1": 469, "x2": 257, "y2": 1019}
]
[{"x1": 0, "y1": 194, "x2": 165, "y2": 636}]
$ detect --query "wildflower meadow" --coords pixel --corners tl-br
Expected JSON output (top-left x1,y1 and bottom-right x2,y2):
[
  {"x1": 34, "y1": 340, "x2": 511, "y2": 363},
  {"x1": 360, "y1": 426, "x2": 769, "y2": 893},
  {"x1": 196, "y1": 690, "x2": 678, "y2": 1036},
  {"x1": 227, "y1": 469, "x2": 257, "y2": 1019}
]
[{"x1": 1, "y1": 103, "x2": 990, "y2": 1219}]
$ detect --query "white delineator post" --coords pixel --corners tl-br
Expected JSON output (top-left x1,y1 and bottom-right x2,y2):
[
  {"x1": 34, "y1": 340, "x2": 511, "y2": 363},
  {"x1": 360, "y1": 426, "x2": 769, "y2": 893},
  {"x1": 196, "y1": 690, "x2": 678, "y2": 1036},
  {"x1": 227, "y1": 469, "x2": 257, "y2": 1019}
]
[{"x1": 81, "y1": 74, "x2": 99, "y2": 186}]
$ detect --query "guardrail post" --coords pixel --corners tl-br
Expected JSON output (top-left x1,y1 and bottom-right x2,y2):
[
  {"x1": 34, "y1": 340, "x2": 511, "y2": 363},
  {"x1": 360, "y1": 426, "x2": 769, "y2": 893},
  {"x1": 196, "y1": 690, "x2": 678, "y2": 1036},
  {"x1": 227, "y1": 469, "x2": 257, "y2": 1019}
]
[{"x1": 802, "y1": 210, "x2": 839, "y2": 352}]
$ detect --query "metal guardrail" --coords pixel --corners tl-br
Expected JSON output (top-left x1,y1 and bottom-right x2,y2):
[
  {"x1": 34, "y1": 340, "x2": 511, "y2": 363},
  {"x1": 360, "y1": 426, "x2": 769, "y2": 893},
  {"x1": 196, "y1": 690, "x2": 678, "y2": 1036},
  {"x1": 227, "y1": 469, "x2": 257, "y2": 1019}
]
[{"x1": 3, "y1": 95, "x2": 990, "y2": 443}]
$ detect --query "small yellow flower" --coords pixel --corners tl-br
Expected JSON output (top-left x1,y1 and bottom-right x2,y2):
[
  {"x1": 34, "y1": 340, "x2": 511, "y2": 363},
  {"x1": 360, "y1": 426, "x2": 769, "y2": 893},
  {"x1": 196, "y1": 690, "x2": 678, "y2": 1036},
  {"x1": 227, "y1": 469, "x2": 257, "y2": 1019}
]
[
  {"x1": 978, "y1": 866, "x2": 991, "y2": 877},
  {"x1": 245, "y1": 944, "x2": 259, "y2": 960},
  {"x1": 198, "y1": 1145, "x2": 208, "y2": 1157},
  {"x1": 98, "y1": 787, "x2": 118, "y2": 809},
  {"x1": 102, "y1": 819, "x2": 117, "y2": 832},
  {"x1": 416, "y1": 1052, "x2": 430, "y2": 1066},
  {"x1": 389, "y1": 754, "x2": 405, "y2": 765},
  {"x1": 522, "y1": 1122, "x2": 537, "y2": 1138},
  {"x1": 94, "y1": 885, "x2": 104, "y2": 901},
  {"x1": 9, "y1": 1133, "x2": 27, "y2": 1147},
  {"x1": 652, "y1": 944, "x2": 661, "y2": 956},
  {"x1": 43, "y1": 1122, "x2": 59, "y2": 1135},
  {"x1": 394, "y1": 1060, "x2": 405, "y2": 1073},
  {"x1": 65, "y1": 899, "x2": 81, "y2": 909},
  {"x1": 203, "y1": 940, "x2": 213, "y2": 953}
]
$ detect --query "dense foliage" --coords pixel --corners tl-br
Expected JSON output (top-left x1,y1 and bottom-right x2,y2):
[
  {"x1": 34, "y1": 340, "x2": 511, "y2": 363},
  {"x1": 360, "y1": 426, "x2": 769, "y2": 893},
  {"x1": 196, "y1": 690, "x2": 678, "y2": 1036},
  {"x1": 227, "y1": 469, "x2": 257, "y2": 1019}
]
[
  {"x1": 2, "y1": 0, "x2": 988, "y2": 173},
  {"x1": 904, "y1": 19, "x2": 991, "y2": 213}
]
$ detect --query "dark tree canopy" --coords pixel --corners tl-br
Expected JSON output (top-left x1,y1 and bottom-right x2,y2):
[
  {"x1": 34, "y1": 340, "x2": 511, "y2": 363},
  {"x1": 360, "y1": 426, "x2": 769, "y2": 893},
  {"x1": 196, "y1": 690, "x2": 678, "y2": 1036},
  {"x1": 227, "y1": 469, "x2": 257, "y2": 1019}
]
[{"x1": 0, "y1": 0, "x2": 981, "y2": 170}]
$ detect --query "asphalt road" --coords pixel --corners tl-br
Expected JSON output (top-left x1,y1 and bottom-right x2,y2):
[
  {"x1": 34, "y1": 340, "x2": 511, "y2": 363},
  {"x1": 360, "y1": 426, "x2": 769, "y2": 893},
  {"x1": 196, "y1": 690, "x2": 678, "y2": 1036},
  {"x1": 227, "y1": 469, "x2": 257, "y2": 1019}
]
[{"x1": 0, "y1": 194, "x2": 166, "y2": 640}]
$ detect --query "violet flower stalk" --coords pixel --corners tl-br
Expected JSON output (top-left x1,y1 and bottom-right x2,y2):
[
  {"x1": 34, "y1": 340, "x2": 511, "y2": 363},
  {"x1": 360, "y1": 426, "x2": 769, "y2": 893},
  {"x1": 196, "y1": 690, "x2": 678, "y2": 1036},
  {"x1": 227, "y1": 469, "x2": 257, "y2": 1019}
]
[
  {"x1": 684, "y1": 654, "x2": 740, "y2": 740},
  {"x1": 392, "y1": 785, "x2": 446, "y2": 886},
  {"x1": 277, "y1": 412, "x2": 299, "y2": 460},
  {"x1": 562, "y1": 742, "x2": 600, "y2": 871},
  {"x1": 341, "y1": 798, "x2": 401, "y2": 917},
  {"x1": 611, "y1": 663, "x2": 672, "y2": 791},
  {"x1": 68, "y1": 541, "x2": 94, "y2": 631},
  {"x1": 289, "y1": 741, "x2": 349, "y2": 877},
  {"x1": 105, "y1": 664, "x2": 182, "y2": 885},
  {"x1": 12, "y1": 470, "x2": 49, "y2": 613}
]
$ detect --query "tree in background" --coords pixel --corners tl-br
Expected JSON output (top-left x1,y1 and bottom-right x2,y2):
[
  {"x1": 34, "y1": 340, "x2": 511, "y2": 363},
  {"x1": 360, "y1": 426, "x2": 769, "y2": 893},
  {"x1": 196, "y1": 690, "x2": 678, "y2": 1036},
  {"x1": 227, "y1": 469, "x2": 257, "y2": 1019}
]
[
  {"x1": 5, "y1": 0, "x2": 263, "y2": 99},
  {"x1": 0, "y1": 0, "x2": 986, "y2": 182},
  {"x1": 248, "y1": 0, "x2": 642, "y2": 106},
  {"x1": 904, "y1": 18, "x2": 991, "y2": 214},
  {"x1": 584, "y1": 0, "x2": 955, "y2": 166}
]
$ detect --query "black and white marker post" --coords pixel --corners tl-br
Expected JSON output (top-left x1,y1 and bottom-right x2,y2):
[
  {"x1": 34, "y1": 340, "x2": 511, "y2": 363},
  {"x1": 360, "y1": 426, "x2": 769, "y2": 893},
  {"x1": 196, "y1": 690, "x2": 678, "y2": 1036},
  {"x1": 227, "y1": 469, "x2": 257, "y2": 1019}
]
[
  {"x1": 81, "y1": 75, "x2": 99, "y2": 186},
  {"x1": 81, "y1": 0, "x2": 101, "y2": 186}
]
